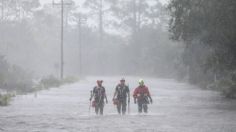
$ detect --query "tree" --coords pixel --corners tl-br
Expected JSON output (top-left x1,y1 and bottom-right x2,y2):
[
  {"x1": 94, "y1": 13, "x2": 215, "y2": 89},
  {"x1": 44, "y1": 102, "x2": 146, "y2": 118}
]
[
  {"x1": 84, "y1": 0, "x2": 104, "y2": 45},
  {"x1": 168, "y1": 0, "x2": 236, "y2": 96}
]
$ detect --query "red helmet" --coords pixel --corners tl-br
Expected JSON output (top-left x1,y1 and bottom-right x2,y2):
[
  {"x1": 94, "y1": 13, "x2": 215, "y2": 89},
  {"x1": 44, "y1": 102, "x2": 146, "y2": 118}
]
[{"x1": 97, "y1": 80, "x2": 103, "y2": 85}]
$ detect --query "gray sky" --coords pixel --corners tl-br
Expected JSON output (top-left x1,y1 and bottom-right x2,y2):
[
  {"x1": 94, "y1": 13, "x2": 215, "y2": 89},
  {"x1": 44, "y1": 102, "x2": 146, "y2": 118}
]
[{"x1": 40, "y1": 0, "x2": 169, "y2": 6}]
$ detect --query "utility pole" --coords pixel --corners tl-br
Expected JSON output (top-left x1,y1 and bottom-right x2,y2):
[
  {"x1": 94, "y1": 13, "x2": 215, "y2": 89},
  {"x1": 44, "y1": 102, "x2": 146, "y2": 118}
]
[
  {"x1": 1, "y1": 0, "x2": 4, "y2": 20},
  {"x1": 60, "y1": 0, "x2": 64, "y2": 80},
  {"x1": 99, "y1": 0, "x2": 103, "y2": 45},
  {"x1": 78, "y1": 14, "x2": 82, "y2": 76},
  {"x1": 52, "y1": 0, "x2": 72, "y2": 80},
  {"x1": 133, "y1": 0, "x2": 137, "y2": 35},
  {"x1": 77, "y1": 13, "x2": 86, "y2": 76}
]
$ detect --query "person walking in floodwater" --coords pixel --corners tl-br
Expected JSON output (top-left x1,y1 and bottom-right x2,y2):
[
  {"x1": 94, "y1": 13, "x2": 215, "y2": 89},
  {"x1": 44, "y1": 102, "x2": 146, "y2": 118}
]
[
  {"x1": 90, "y1": 80, "x2": 108, "y2": 115},
  {"x1": 113, "y1": 78, "x2": 130, "y2": 115},
  {"x1": 133, "y1": 79, "x2": 153, "y2": 113}
]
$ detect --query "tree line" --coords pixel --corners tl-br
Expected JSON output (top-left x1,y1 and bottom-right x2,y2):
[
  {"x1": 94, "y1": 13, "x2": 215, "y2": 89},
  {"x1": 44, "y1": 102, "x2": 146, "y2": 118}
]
[
  {"x1": 0, "y1": 0, "x2": 181, "y2": 78},
  {"x1": 168, "y1": 0, "x2": 236, "y2": 98},
  {"x1": 1, "y1": 0, "x2": 235, "y2": 100}
]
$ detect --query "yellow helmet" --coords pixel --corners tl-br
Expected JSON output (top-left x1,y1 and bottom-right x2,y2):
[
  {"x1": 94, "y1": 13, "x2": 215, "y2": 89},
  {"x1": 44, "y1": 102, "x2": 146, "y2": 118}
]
[{"x1": 138, "y1": 79, "x2": 144, "y2": 85}]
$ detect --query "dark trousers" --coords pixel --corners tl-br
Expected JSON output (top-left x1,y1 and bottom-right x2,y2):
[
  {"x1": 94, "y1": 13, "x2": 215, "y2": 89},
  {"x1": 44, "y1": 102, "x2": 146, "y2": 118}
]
[
  {"x1": 117, "y1": 99, "x2": 127, "y2": 115},
  {"x1": 137, "y1": 101, "x2": 148, "y2": 113},
  {"x1": 95, "y1": 102, "x2": 104, "y2": 115}
]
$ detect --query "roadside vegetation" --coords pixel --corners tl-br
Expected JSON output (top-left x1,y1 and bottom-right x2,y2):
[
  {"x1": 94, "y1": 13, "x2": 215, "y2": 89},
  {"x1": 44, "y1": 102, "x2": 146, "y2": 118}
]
[
  {"x1": 168, "y1": 0, "x2": 236, "y2": 98},
  {"x1": 0, "y1": 56, "x2": 78, "y2": 106},
  {"x1": 1, "y1": 0, "x2": 235, "y2": 101}
]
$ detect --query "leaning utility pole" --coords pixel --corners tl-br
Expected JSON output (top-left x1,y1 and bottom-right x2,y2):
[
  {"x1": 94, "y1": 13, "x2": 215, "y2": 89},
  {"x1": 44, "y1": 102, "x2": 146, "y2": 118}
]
[{"x1": 52, "y1": 0, "x2": 72, "y2": 80}]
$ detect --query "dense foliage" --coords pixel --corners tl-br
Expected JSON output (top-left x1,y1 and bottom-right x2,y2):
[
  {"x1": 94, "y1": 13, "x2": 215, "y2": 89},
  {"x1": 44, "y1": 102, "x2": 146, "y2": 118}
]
[
  {"x1": 168, "y1": 0, "x2": 236, "y2": 97},
  {"x1": 0, "y1": 56, "x2": 34, "y2": 93}
]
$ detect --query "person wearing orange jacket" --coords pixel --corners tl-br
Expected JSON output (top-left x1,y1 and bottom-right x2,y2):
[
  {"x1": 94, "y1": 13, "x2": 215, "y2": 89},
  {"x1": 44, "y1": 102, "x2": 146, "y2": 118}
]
[{"x1": 133, "y1": 79, "x2": 153, "y2": 113}]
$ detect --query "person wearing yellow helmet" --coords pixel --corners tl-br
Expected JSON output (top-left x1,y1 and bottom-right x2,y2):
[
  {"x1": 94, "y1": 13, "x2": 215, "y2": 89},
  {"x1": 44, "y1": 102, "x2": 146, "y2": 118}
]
[
  {"x1": 139, "y1": 79, "x2": 145, "y2": 86},
  {"x1": 133, "y1": 79, "x2": 153, "y2": 113}
]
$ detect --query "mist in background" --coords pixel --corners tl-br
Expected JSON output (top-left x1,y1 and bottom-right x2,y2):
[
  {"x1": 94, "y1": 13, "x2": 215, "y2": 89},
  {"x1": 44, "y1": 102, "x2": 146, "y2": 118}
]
[
  {"x1": 2, "y1": 0, "x2": 235, "y2": 98},
  {"x1": 0, "y1": 0, "x2": 182, "y2": 79}
]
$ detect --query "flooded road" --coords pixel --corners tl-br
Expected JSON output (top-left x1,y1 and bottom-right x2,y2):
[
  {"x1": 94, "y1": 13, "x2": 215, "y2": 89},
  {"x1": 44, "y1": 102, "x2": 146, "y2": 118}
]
[{"x1": 0, "y1": 76, "x2": 236, "y2": 132}]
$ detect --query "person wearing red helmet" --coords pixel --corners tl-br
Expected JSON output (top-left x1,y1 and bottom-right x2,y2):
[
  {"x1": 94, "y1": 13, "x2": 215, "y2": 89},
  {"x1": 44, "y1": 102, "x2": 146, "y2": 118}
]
[
  {"x1": 133, "y1": 79, "x2": 153, "y2": 113},
  {"x1": 90, "y1": 80, "x2": 108, "y2": 115},
  {"x1": 113, "y1": 78, "x2": 130, "y2": 115}
]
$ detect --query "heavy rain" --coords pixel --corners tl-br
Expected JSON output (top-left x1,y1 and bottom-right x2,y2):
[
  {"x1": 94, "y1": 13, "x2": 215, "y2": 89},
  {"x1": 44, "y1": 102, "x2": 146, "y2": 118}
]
[{"x1": 0, "y1": 0, "x2": 236, "y2": 132}]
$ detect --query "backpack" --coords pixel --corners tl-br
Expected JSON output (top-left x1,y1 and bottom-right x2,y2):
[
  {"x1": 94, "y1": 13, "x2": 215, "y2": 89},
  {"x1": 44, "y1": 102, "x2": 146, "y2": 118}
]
[{"x1": 116, "y1": 84, "x2": 129, "y2": 99}]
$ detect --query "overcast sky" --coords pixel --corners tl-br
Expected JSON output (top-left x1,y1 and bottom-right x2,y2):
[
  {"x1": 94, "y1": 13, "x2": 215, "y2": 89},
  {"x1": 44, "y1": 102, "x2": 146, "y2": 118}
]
[{"x1": 40, "y1": 0, "x2": 169, "y2": 6}]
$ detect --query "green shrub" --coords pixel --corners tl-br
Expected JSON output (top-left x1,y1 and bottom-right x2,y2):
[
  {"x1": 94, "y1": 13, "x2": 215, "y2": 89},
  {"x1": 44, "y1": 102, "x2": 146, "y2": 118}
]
[
  {"x1": 209, "y1": 73, "x2": 236, "y2": 98},
  {"x1": 0, "y1": 56, "x2": 34, "y2": 94},
  {"x1": 219, "y1": 79, "x2": 236, "y2": 98},
  {"x1": 0, "y1": 93, "x2": 15, "y2": 106}
]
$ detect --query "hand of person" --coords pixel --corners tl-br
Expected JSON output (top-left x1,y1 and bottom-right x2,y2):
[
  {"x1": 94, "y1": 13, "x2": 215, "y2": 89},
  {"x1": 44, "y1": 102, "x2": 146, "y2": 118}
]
[{"x1": 150, "y1": 99, "x2": 153, "y2": 104}]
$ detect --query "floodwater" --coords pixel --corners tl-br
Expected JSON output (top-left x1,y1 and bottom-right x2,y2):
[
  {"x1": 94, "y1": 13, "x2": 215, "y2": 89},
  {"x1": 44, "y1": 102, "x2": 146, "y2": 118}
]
[{"x1": 0, "y1": 76, "x2": 236, "y2": 132}]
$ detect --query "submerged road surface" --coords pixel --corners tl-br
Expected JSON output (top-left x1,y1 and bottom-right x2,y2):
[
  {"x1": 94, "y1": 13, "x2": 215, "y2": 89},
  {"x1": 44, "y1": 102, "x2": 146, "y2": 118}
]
[{"x1": 0, "y1": 76, "x2": 236, "y2": 132}]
